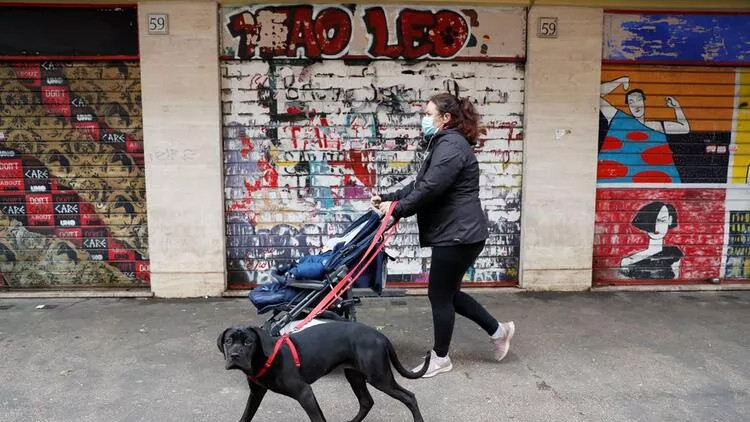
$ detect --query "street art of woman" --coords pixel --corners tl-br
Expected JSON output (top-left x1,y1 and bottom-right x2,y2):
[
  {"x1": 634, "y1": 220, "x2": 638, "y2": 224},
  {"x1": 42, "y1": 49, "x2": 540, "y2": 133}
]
[
  {"x1": 598, "y1": 76, "x2": 690, "y2": 183},
  {"x1": 620, "y1": 201, "x2": 684, "y2": 280}
]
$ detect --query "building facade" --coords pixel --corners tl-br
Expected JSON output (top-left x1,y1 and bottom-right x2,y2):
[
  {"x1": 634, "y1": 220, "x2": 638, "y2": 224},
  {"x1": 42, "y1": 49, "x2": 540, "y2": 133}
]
[{"x1": 0, "y1": 1, "x2": 748, "y2": 297}]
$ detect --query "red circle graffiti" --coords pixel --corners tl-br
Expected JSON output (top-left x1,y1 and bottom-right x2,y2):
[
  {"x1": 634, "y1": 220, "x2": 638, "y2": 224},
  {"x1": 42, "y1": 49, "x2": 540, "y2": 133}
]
[
  {"x1": 641, "y1": 145, "x2": 674, "y2": 165},
  {"x1": 601, "y1": 136, "x2": 623, "y2": 151},
  {"x1": 431, "y1": 11, "x2": 469, "y2": 58},
  {"x1": 598, "y1": 160, "x2": 629, "y2": 179},
  {"x1": 626, "y1": 131, "x2": 649, "y2": 141},
  {"x1": 632, "y1": 171, "x2": 672, "y2": 183}
]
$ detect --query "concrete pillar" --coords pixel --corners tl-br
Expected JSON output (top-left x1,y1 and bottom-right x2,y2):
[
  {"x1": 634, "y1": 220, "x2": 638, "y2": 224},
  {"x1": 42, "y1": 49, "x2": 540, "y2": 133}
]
[
  {"x1": 519, "y1": 6, "x2": 603, "y2": 290},
  {"x1": 138, "y1": 1, "x2": 226, "y2": 297}
]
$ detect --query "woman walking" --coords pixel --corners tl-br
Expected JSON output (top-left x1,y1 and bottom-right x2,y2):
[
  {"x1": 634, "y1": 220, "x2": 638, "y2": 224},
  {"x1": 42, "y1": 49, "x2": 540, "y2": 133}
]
[{"x1": 372, "y1": 93, "x2": 515, "y2": 378}]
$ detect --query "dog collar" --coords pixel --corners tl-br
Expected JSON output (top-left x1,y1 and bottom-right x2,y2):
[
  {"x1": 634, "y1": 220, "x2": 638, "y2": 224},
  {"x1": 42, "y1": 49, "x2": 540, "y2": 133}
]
[{"x1": 248, "y1": 333, "x2": 301, "y2": 383}]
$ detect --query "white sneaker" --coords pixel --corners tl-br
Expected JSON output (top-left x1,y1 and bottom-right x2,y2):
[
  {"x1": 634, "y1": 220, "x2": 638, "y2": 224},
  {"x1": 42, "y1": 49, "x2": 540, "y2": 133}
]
[
  {"x1": 491, "y1": 321, "x2": 515, "y2": 361},
  {"x1": 412, "y1": 350, "x2": 453, "y2": 378}
]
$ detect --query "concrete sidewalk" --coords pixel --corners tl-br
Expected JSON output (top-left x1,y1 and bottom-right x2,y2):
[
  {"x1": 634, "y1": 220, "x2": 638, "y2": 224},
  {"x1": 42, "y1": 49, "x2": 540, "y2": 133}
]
[{"x1": 1, "y1": 291, "x2": 749, "y2": 422}]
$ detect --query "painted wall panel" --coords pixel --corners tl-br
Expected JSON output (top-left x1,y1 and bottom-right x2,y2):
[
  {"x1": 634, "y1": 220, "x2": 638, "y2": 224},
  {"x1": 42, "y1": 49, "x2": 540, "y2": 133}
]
[
  {"x1": 597, "y1": 11, "x2": 750, "y2": 285},
  {"x1": 594, "y1": 188, "x2": 725, "y2": 283},
  {"x1": 604, "y1": 13, "x2": 750, "y2": 64},
  {"x1": 221, "y1": 58, "x2": 524, "y2": 287},
  {"x1": 0, "y1": 61, "x2": 148, "y2": 287},
  {"x1": 598, "y1": 65, "x2": 735, "y2": 184},
  {"x1": 219, "y1": 5, "x2": 526, "y2": 61}
]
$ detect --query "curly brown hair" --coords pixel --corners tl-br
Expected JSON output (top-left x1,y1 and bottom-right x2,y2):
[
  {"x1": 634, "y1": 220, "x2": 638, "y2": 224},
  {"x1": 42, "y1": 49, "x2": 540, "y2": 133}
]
[{"x1": 428, "y1": 93, "x2": 486, "y2": 145}]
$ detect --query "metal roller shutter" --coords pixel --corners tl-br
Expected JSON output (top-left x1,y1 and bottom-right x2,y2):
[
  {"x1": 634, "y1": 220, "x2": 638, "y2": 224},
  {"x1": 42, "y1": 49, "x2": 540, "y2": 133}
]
[
  {"x1": 219, "y1": 5, "x2": 527, "y2": 288},
  {"x1": 0, "y1": 5, "x2": 148, "y2": 288},
  {"x1": 594, "y1": 11, "x2": 750, "y2": 285}
]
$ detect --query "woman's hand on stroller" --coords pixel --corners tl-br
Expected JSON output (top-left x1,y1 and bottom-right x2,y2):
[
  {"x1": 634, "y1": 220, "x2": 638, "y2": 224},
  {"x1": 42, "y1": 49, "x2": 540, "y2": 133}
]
[
  {"x1": 377, "y1": 201, "x2": 392, "y2": 215},
  {"x1": 370, "y1": 194, "x2": 382, "y2": 209}
]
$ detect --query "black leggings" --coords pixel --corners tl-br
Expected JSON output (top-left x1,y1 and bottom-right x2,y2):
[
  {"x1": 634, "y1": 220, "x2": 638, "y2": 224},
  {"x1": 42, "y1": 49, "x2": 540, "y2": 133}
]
[{"x1": 428, "y1": 241, "x2": 499, "y2": 357}]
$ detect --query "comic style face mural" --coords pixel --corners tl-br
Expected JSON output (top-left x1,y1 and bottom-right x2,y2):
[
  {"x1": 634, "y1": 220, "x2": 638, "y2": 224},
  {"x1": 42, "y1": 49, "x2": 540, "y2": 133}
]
[
  {"x1": 620, "y1": 201, "x2": 682, "y2": 279},
  {"x1": 220, "y1": 5, "x2": 527, "y2": 287},
  {"x1": 595, "y1": 11, "x2": 750, "y2": 285},
  {"x1": 0, "y1": 61, "x2": 148, "y2": 287},
  {"x1": 595, "y1": 189, "x2": 726, "y2": 283}
]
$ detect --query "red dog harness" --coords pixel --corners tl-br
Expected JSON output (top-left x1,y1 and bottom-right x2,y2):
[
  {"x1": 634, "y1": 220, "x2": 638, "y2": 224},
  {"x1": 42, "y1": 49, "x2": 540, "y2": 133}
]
[
  {"x1": 248, "y1": 202, "x2": 399, "y2": 384},
  {"x1": 247, "y1": 334, "x2": 300, "y2": 384}
]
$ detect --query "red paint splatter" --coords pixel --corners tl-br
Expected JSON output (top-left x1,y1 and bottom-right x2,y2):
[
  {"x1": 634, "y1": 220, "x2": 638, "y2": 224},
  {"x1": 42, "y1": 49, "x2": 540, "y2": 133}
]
[
  {"x1": 632, "y1": 171, "x2": 673, "y2": 183},
  {"x1": 347, "y1": 150, "x2": 375, "y2": 188},
  {"x1": 239, "y1": 134, "x2": 254, "y2": 159},
  {"x1": 641, "y1": 145, "x2": 674, "y2": 165},
  {"x1": 598, "y1": 160, "x2": 628, "y2": 179},
  {"x1": 626, "y1": 131, "x2": 649, "y2": 141},
  {"x1": 258, "y1": 157, "x2": 278, "y2": 188},
  {"x1": 601, "y1": 136, "x2": 623, "y2": 151}
]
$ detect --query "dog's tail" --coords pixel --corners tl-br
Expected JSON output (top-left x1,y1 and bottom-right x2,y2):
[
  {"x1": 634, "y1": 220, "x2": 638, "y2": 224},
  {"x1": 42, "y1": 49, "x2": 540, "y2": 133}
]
[{"x1": 386, "y1": 340, "x2": 431, "y2": 379}]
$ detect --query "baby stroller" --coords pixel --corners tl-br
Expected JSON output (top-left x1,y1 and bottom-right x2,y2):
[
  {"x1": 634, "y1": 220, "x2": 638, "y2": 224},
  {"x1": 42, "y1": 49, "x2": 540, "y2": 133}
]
[{"x1": 249, "y1": 208, "x2": 397, "y2": 336}]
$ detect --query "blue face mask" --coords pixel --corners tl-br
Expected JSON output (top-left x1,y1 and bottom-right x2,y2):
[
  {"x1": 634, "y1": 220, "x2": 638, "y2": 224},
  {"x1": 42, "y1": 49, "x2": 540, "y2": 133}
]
[{"x1": 421, "y1": 115, "x2": 439, "y2": 136}]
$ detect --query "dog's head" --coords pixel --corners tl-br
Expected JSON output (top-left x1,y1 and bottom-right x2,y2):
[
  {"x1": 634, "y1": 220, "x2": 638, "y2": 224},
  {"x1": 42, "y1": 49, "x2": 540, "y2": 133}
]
[{"x1": 217, "y1": 326, "x2": 274, "y2": 372}]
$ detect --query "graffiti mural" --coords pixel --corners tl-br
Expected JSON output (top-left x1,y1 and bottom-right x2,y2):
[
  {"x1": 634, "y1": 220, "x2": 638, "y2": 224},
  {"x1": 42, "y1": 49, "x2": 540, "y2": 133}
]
[
  {"x1": 222, "y1": 56, "x2": 525, "y2": 286},
  {"x1": 220, "y1": 5, "x2": 526, "y2": 61},
  {"x1": 594, "y1": 189, "x2": 726, "y2": 283},
  {"x1": 598, "y1": 66, "x2": 735, "y2": 184},
  {"x1": 596, "y1": 11, "x2": 750, "y2": 285},
  {"x1": 603, "y1": 13, "x2": 750, "y2": 64},
  {"x1": 0, "y1": 61, "x2": 148, "y2": 287},
  {"x1": 723, "y1": 188, "x2": 750, "y2": 279}
]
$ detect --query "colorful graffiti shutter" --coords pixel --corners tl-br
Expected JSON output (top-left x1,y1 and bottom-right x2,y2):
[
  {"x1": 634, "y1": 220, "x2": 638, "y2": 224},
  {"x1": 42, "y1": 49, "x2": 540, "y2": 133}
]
[
  {"x1": 220, "y1": 5, "x2": 526, "y2": 287},
  {"x1": 0, "y1": 6, "x2": 148, "y2": 288},
  {"x1": 594, "y1": 12, "x2": 750, "y2": 285}
]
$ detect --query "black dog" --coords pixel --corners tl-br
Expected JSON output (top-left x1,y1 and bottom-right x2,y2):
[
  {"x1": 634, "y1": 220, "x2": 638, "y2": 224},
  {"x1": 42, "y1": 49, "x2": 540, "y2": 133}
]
[{"x1": 217, "y1": 321, "x2": 430, "y2": 422}]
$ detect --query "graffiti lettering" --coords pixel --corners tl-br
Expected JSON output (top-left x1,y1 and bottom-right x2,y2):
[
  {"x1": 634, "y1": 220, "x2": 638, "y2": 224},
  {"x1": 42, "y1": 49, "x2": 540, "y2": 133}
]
[
  {"x1": 43, "y1": 88, "x2": 66, "y2": 98},
  {"x1": 83, "y1": 239, "x2": 107, "y2": 249},
  {"x1": 1, "y1": 205, "x2": 25, "y2": 215},
  {"x1": 102, "y1": 133, "x2": 126, "y2": 143},
  {"x1": 28, "y1": 196, "x2": 50, "y2": 205},
  {"x1": 24, "y1": 169, "x2": 49, "y2": 179},
  {"x1": 225, "y1": 6, "x2": 471, "y2": 60},
  {"x1": 0, "y1": 162, "x2": 21, "y2": 172},
  {"x1": 227, "y1": 6, "x2": 352, "y2": 59},
  {"x1": 149, "y1": 148, "x2": 197, "y2": 162},
  {"x1": 54, "y1": 204, "x2": 79, "y2": 214},
  {"x1": 363, "y1": 7, "x2": 469, "y2": 59}
]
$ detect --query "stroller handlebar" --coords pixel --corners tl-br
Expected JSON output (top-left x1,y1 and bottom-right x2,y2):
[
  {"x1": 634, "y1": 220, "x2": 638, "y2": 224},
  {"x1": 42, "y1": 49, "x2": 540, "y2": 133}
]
[{"x1": 373, "y1": 207, "x2": 398, "y2": 228}]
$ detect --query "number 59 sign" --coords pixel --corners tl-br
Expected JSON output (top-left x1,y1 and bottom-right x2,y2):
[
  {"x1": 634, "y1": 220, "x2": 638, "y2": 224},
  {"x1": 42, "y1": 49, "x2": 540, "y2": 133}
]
[
  {"x1": 538, "y1": 17, "x2": 558, "y2": 38},
  {"x1": 148, "y1": 13, "x2": 169, "y2": 35}
]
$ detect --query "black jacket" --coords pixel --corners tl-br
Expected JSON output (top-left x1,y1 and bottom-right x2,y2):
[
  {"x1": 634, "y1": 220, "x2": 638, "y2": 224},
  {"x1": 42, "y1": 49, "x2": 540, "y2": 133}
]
[{"x1": 381, "y1": 128, "x2": 489, "y2": 247}]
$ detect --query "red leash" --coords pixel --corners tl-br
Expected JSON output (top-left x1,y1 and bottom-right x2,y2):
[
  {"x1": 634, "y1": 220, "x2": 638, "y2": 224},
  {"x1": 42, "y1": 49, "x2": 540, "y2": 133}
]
[
  {"x1": 250, "y1": 203, "x2": 399, "y2": 383},
  {"x1": 247, "y1": 333, "x2": 300, "y2": 383}
]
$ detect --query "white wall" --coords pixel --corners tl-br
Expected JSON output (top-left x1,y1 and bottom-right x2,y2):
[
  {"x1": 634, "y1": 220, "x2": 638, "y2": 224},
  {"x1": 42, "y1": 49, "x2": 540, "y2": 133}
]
[
  {"x1": 139, "y1": 1, "x2": 226, "y2": 297},
  {"x1": 520, "y1": 6, "x2": 603, "y2": 290}
]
